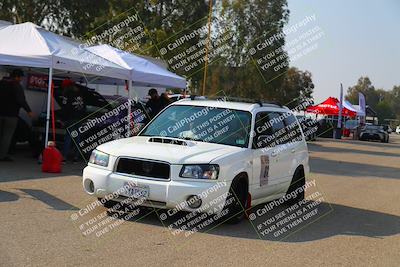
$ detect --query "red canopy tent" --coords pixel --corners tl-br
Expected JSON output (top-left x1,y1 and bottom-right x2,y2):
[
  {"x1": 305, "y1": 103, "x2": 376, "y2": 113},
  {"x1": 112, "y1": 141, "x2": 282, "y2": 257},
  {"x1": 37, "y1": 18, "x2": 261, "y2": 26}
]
[{"x1": 306, "y1": 97, "x2": 357, "y2": 117}]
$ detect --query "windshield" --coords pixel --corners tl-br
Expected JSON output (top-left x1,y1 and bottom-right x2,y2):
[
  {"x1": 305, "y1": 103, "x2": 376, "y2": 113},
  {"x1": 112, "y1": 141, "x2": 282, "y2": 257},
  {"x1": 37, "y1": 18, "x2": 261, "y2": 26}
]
[
  {"x1": 364, "y1": 125, "x2": 382, "y2": 130},
  {"x1": 140, "y1": 105, "x2": 252, "y2": 148}
]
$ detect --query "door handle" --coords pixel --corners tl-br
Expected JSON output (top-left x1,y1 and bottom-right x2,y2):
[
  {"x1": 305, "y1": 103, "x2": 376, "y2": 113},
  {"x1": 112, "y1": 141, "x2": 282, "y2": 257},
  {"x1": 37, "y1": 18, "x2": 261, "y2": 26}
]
[
  {"x1": 271, "y1": 151, "x2": 278, "y2": 157},
  {"x1": 291, "y1": 148, "x2": 296, "y2": 153}
]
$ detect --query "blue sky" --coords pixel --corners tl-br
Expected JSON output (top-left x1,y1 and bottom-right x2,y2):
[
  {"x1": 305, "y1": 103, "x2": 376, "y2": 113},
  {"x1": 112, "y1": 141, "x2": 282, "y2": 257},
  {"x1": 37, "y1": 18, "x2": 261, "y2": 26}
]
[{"x1": 285, "y1": 0, "x2": 400, "y2": 103}]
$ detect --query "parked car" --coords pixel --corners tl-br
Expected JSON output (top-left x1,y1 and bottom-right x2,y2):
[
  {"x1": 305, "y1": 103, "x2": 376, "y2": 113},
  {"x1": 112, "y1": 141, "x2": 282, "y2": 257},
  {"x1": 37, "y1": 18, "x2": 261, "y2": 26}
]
[
  {"x1": 382, "y1": 125, "x2": 392, "y2": 134},
  {"x1": 168, "y1": 94, "x2": 206, "y2": 102},
  {"x1": 168, "y1": 93, "x2": 190, "y2": 102},
  {"x1": 83, "y1": 98, "x2": 310, "y2": 223},
  {"x1": 396, "y1": 126, "x2": 400, "y2": 135},
  {"x1": 14, "y1": 82, "x2": 148, "y2": 157},
  {"x1": 359, "y1": 125, "x2": 389, "y2": 143},
  {"x1": 296, "y1": 115, "x2": 317, "y2": 141},
  {"x1": 315, "y1": 118, "x2": 335, "y2": 138}
]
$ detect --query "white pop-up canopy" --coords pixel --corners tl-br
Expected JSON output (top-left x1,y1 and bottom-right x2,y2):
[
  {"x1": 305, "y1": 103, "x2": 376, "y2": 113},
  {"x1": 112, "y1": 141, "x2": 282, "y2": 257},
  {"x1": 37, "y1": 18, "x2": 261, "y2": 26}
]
[
  {"x1": 0, "y1": 22, "x2": 132, "y2": 146},
  {"x1": 85, "y1": 44, "x2": 186, "y2": 89},
  {"x1": 344, "y1": 100, "x2": 365, "y2": 116},
  {"x1": 0, "y1": 22, "x2": 186, "y2": 147},
  {"x1": 0, "y1": 22, "x2": 129, "y2": 79}
]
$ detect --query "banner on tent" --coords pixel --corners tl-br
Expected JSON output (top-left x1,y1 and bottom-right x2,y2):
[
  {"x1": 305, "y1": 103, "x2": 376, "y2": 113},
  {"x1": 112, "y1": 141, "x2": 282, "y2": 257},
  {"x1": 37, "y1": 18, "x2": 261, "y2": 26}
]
[{"x1": 27, "y1": 74, "x2": 48, "y2": 92}]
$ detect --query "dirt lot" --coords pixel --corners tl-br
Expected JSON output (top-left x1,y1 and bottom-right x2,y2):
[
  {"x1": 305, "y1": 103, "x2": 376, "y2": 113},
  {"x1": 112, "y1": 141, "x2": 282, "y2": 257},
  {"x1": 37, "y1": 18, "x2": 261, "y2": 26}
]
[{"x1": 1, "y1": 135, "x2": 399, "y2": 266}]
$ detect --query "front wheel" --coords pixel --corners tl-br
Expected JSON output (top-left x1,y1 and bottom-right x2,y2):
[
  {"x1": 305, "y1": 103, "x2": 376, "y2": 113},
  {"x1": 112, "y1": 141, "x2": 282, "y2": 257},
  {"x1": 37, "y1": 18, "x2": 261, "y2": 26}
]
[
  {"x1": 224, "y1": 176, "x2": 248, "y2": 224},
  {"x1": 285, "y1": 168, "x2": 305, "y2": 205}
]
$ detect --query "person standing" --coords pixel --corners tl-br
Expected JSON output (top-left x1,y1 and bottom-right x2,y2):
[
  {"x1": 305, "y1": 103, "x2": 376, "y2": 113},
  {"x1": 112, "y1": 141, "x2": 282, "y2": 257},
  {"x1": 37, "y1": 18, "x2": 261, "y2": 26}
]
[
  {"x1": 160, "y1": 92, "x2": 171, "y2": 110},
  {"x1": 146, "y1": 88, "x2": 162, "y2": 118},
  {"x1": 0, "y1": 69, "x2": 34, "y2": 161}
]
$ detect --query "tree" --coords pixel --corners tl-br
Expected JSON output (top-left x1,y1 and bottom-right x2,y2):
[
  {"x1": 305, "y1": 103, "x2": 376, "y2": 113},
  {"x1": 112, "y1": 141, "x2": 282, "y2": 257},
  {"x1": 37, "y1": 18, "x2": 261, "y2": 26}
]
[
  {"x1": 375, "y1": 101, "x2": 395, "y2": 124},
  {"x1": 1, "y1": 0, "x2": 309, "y2": 104},
  {"x1": 203, "y1": 0, "x2": 290, "y2": 99},
  {"x1": 0, "y1": 0, "x2": 108, "y2": 36},
  {"x1": 346, "y1": 76, "x2": 379, "y2": 109},
  {"x1": 390, "y1": 85, "x2": 400, "y2": 120},
  {"x1": 346, "y1": 77, "x2": 399, "y2": 124},
  {"x1": 280, "y1": 67, "x2": 314, "y2": 108}
]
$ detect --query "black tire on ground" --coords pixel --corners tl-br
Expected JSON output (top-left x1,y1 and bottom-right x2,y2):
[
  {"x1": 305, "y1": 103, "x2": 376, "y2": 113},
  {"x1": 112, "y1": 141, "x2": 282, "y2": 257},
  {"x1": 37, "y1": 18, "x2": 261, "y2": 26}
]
[
  {"x1": 285, "y1": 167, "x2": 305, "y2": 205},
  {"x1": 224, "y1": 175, "x2": 248, "y2": 224},
  {"x1": 98, "y1": 198, "x2": 119, "y2": 209}
]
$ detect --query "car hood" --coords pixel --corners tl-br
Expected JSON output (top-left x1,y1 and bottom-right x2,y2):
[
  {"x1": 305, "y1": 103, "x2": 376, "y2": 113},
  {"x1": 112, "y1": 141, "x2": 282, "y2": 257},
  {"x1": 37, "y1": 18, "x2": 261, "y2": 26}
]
[{"x1": 96, "y1": 136, "x2": 243, "y2": 164}]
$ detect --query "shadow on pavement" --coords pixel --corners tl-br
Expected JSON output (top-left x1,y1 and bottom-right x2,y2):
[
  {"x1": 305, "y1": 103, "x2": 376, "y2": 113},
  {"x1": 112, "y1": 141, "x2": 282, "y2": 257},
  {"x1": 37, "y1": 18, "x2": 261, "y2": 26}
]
[
  {"x1": 308, "y1": 142, "x2": 400, "y2": 158},
  {"x1": 317, "y1": 137, "x2": 400, "y2": 149},
  {"x1": 0, "y1": 143, "x2": 85, "y2": 183},
  {"x1": 310, "y1": 157, "x2": 400, "y2": 180},
  {"x1": 107, "y1": 201, "x2": 400, "y2": 243},
  {"x1": 19, "y1": 189, "x2": 79, "y2": 210},
  {"x1": 0, "y1": 190, "x2": 19, "y2": 202},
  {"x1": 0, "y1": 159, "x2": 85, "y2": 183}
]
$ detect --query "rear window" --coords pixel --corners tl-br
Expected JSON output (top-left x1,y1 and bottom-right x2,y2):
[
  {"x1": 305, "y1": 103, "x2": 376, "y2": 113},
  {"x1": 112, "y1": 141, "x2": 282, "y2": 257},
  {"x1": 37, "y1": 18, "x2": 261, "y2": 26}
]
[{"x1": 284, "y1": 113, "x2": 303, "y2": 142}]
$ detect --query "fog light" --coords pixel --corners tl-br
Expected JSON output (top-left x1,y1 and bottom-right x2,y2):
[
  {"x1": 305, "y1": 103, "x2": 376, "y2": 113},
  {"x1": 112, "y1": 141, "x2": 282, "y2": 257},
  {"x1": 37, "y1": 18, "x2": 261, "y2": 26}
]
[
  {"x1": 187, "y1": 195, "x2": 202, "y2": 209},
  {"x1": 84, "y1": 179, "x2": 95, "y2": 194}
]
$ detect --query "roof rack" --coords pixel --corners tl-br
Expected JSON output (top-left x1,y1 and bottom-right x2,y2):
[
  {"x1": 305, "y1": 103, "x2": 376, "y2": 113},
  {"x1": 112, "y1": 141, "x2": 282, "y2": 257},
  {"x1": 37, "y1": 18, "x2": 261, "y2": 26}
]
[{"x1": 206, "y1": 96, "x2": 283, "y2": 108}]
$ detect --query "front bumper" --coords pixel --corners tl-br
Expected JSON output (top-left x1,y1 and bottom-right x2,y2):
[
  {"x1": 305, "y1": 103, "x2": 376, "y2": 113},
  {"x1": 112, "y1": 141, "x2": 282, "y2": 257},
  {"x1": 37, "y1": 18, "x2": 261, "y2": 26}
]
[
  {"x1": 82, "y1": 165, "x2": 230, "y2": 214},
  {"x1": 360, "y1": 132, "x2": 383, "y2": 140}
]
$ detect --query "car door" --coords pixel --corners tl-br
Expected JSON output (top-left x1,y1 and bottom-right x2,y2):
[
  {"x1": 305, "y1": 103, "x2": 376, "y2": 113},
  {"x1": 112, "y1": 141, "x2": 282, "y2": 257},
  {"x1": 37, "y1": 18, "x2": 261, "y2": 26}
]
[
  {"x1": 280, "y1": 112, "x2": 305, "y2": 188},
  {"x1": 251, "y1": 111, "x2": 287, "y2": 200},
  {"x1": 266, "y1": 111, "x2": 293, "y2": 194}
]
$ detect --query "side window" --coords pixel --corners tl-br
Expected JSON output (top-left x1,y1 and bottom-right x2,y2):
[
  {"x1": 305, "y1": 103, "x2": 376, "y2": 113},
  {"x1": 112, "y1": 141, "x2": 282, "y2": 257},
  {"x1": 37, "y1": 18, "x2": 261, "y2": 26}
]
[
  {"x1": 253, "y1": 112, "x2": 274, "y2": 149},
  {"x1": 253, "y1": 112, "x2": 288, "y2": 148},
  {"x1": 268, "y1": 112, "x2": 287, "y2": 145},
  {"x1": 284, "y1": 113, "x2": 303, "y2": 142}
]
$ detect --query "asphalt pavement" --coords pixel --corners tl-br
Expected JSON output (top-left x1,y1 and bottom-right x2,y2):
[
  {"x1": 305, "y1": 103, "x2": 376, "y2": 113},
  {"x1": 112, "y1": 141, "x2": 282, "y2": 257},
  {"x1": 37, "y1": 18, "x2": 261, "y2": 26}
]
[{"x1": 1, "y1": 135, "x2": 399, "y2": 266}]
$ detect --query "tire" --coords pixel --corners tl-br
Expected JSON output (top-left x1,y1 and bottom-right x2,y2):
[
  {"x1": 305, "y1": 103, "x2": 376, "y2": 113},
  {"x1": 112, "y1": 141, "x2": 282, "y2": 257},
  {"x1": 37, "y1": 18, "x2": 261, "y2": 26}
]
[
  {"x1": 98, "y1": 198, "x2": 119, "y2": 209},
  {"x1": 224, "y1": 175, "x2": 248, "y2": 224},
  {"x1": 285, "y1": 167, "x2": 305, "y2": 205}
]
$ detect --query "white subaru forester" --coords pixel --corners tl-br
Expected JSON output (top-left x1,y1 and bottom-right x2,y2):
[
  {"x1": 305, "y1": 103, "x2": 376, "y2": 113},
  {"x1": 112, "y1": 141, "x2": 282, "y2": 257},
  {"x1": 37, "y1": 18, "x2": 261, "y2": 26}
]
[{"x1": 83, "y1": 98, "x2": 309, "y2": 222}]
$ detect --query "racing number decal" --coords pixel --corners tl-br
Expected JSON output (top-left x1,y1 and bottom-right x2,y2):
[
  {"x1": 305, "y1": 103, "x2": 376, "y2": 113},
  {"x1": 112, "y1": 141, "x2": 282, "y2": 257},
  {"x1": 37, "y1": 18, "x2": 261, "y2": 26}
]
[{"x1": 260, "y1": 155, "x2": 269, "y2": 186}]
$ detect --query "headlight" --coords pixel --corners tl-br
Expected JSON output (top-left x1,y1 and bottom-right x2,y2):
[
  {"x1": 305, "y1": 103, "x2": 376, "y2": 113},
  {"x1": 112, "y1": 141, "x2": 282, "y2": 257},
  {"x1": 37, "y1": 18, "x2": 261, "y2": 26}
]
[
  {"x1": 89, "y1": 150, "x2": 109, "y2": 167},
  {"x1": 179, "y1": 164, "x2": 219, "y2": 180}
]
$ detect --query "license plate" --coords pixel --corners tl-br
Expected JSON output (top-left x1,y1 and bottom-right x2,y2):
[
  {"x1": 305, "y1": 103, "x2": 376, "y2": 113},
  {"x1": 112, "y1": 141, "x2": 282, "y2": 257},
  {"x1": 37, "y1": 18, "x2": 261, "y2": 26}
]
[{"x1": 123, "y1": 183, "x2": 149, "y2": 198}]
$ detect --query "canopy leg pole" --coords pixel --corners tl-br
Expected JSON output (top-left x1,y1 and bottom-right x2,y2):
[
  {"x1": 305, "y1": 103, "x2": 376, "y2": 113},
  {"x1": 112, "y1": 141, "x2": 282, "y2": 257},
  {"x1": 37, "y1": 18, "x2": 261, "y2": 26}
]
[
  {"x1": 127, "y1": 80, "x2": 133, "y2": 137},
  {"x1": 44, "y1": 67, "x2": 53, "y2": 147}
]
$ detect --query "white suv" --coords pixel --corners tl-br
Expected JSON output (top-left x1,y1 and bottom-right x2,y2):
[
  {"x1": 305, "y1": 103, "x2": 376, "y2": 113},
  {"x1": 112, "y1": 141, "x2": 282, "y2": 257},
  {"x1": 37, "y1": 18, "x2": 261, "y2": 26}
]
[{"x1": 82, "y1": 99, "x2": 309, "y2": 222}]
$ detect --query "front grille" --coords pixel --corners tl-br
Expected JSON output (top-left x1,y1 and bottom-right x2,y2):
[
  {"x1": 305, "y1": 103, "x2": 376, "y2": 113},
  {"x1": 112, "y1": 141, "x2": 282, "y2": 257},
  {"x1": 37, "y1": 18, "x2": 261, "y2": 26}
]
[{"x1": 116, "y1": 158, "x2": 170, "y2": 180}]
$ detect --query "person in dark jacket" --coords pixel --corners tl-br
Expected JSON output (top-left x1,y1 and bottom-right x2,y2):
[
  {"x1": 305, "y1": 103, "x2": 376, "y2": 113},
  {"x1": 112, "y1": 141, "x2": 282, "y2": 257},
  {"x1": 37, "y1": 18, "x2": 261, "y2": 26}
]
[
  {"x1": 160, "y1": 92, "x2": 171, "y2": 110},
  {"x1": 60, "y1": 80, "x2": 86, "y2": 162},
  {"x1": 145, "y1": 88, "x2": 162, "y2": 118},
  {"x1": 0, "y1": 69, "x2": 33, "y2": 161}
]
